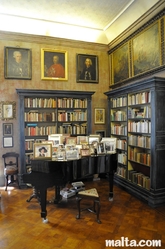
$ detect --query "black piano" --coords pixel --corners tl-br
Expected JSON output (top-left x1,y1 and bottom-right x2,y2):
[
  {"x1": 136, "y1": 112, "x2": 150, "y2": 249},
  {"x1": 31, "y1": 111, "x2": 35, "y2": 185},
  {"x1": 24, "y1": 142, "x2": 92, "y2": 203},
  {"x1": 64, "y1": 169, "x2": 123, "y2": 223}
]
[{"x1": 23, "y1": 154, "x2": 117, "y2": 221}]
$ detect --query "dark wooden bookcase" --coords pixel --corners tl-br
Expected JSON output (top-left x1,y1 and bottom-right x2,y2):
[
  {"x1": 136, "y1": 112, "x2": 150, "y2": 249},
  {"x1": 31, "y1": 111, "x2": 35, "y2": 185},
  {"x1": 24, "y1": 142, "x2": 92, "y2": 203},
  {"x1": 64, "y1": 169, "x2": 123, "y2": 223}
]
[
  {"x1": 16, "y1": 89, "x2": 95, "y2": 185},
  {"x1": 105, "y1": 76, "x2": 165, "y2": 207}
]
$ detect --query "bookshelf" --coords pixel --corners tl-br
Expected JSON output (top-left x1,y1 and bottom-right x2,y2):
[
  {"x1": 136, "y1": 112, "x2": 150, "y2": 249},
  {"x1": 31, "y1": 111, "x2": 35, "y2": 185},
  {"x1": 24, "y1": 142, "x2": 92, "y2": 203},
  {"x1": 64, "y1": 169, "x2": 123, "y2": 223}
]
[
  {"x1": 105, "y1": 76, "x2": 165, "y2": 207},
  {"x1": 16, "y1": 89, "x2": 95, "y2": 184}
]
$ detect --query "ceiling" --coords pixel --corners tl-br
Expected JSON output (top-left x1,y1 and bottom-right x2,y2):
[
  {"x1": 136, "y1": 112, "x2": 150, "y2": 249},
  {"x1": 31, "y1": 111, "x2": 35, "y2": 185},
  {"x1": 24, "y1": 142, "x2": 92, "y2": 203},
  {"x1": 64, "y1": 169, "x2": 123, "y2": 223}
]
[{"x1": 0, "y1": 0, "x2": 163, "y2": 44}]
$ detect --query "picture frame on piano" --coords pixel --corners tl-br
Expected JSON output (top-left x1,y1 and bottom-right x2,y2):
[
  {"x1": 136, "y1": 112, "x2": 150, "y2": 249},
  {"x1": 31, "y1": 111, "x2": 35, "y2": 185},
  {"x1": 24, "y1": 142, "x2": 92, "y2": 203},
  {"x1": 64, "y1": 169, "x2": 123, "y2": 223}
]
[
  {"x1": 33, "y1": 143, "x2": 52, "y2": 159},
  {"x1": 101, "y1": 138, "x2": 117, "y2": 154},
  {"x1": 65, "y1": 136, "x2": 77, "y2": 145},
  {"x1": 66, "y1": 148, "x2": 79, "y2": 160},
  {"x1": 48, "y1": 134, "x2": 63, "y2": 145},
  {"x1": 88, "y1": 134, "x2": 100, "y2": 144},
  {"x1": 80, "y1": 149, "x2": 90, "y2": 157}
]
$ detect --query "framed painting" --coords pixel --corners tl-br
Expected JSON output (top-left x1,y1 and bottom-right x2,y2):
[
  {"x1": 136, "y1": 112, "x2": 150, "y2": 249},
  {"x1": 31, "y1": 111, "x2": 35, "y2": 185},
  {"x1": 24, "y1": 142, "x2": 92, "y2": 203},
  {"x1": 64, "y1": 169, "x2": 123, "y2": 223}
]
[
  {"x1": 132, "y1": 21, "x2": 160, "y2": 76},
  {"x1": 66, "y1": 137, "x2": 77, "y2": 145},
  {"x1": 3, "y1": 123, "x2": 13, "y2": 136},
  {"x1": 3, "y1": 137, "x2": 13, "y2": 148},
  {"x1": 41, "y1": 48, "x2": 68, "y2": 80},
  {"x1": 0, "y1": 101, "x2": 16, "y2": 120},
  {"x1": 102, "y1": 138, "x2": 117, "y2": 154},
  {"x1": 66, "y1": 148, "x2": 79, "y2": 160},
  {"x1": 94, "y1": 108, "x2": 105, "y2": 124},
  {"x1": 48, "y1": 134, "x2": 63, "y2": 145},
  {"x1": 76, "y1": 54, "x2": 98, "y2": 83},
  {"x1": 112, "y1": 43, "x2": 129, "y2": 84},
  {"x1": 4, "y1": 47, "x2": 32, "y2": 79},
  {"x1": 33, "y1": 143, "x2": 52, "y2": 160},
  {"x1": 88, "y1": 134, "x2": 100, "y2": 144},
  {"x1": 77, "y1": 135, "x2": 88, "y2": 145}
]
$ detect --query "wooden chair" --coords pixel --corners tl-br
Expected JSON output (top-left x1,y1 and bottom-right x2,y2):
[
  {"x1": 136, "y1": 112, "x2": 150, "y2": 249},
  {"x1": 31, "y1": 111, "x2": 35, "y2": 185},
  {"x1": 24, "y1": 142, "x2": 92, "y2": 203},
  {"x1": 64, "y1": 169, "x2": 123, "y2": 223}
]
[
  {"x1": 2, "y1": 152, "x2": 19, "y2": 191},
  {"x1": 76, "y1": 188, "x2": 101, "y2": 224}
]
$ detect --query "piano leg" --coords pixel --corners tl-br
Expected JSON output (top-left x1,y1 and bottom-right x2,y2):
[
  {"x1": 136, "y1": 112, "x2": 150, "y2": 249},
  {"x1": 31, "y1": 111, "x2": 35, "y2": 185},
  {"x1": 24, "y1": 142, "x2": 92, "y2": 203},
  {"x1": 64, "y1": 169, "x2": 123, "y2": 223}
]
[
  {"x1": 108, "y1": 171, "x2": 114, "y2": 201},
  {"x1": 39, "y1": 188, "x2": 48, "y2": 223}
]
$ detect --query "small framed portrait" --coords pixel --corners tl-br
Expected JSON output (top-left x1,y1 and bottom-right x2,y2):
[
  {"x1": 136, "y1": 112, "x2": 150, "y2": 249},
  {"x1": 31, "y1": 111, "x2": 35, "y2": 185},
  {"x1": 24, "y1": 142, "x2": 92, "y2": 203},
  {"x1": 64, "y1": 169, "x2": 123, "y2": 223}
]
[
  {"x1": 88, "y1": 134, "x2": 100, "y2": 144},
  {"x1": 33, "y1": 143, "x2": 52, "y2": 159},
  {"x1": 102, "y1": 138, "x2": 117, "y2": 154},
  {"x1": 3, "y1": 123, "x2": 13, "y2": 136},
  {"x1": 66, "y1": 148, "x2": 79, "y2": 160},
  {"x1": 97, "y1": 142, "x2": 105, "y2": 154},
  {"x1": 4, "y1": 47, "x2": 32, "y2": 79},
  {"x1": 94, "y1": 108, "x2": 105, "y2": 124},
  {"x1": 41, "y1": 48, "x2": 68, "y2": 80},
  {"x1": 76, "y1": 54, "x2": 98, "y2": 83},
  {"x1": 48, "y1": 134, "x2": 63, "y2": 145},
  {"x1": 80, "y1": 149, "x2": 91, "y2": 157},
  {"x1": 77, "y1": 135, "x2": 89, "y2": 145},
  {"x1": 3, "y1": 137, "x2": 13, "y2": 148},
  {"x1": 0, "y1": 101, "x2": 16, "y2": 120},
  {"x1": 66, "y1": 137, "x2": 77, "y2": 145}
]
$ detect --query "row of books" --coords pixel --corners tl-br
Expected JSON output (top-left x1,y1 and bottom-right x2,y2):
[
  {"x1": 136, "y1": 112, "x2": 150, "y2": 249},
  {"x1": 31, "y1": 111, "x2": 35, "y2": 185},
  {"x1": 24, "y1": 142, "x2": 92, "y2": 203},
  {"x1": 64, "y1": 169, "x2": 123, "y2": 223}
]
[
  {"x1": 128, "y1": 106, "x2": 151, "y2": 119},
  {"x1": 24, "y1": 112, "x2": 56, "y2": 122},
  {"x1": 24, "y1": 97, "x2": 88, "y2": 109},
  {"x1": 116, "y1": 166, "x2": 126, "y2": 178},
  {"x1": 129, "y1": 148, "x2": 151, "y2": 166},
  {"x1": 111, "y1": 124, "x2": 127, "y2": 135},
  {"x1": 111, "y1": 111, "x2": 127, "y2": 121},
  {"x1": 25, "y1": 125, "x2": 56, "y2": 136},
  {"x1": 25, "y1": 138, "x2": 46, "y2": 150},
  {"x1": 116, "y1": 139, "x2": 127, "y2": 150},
  {"x1": 128, "y1": 170, "x2": 150, "y2": 190},
  {"x1": 128, "y1": 135, "x2": 150, "y2": 148},
  {"x1": 128, "y1": 91, "x2": 151, "y2": 105},
  {"x1": 58, "y1": 123, "x2": 87, "y2": 135},
  {"x1": 58, "y1": 98, "x2": 87, "y2": 108},
  {"x1": 111, "y1": 96, "x2": 127, "y2": 108},
  {"x1": 128, "y1": 120, "x2": 151, "y2": 133},
  {"x1": 58, "y1": 111, "x2": 87, "y2": 121},
  {"x1": 25, "y1": 98, "x2": 57, "y2": 108},
  {"x1": 118, "y1": 153, "x2": 127, "y2": 165}
]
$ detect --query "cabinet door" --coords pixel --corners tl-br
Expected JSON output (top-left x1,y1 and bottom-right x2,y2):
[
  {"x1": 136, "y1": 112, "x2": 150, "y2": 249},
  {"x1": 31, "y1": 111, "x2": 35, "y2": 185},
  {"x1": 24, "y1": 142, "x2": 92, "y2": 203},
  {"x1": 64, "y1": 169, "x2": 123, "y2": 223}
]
[{"x1": 127, "y1": 90, "x2": 151, "y2": 190}]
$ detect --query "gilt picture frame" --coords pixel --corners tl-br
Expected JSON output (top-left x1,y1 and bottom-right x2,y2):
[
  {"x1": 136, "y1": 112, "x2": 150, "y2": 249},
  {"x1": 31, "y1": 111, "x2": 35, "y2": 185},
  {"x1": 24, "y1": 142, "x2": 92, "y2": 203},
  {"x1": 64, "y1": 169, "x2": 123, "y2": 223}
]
[
  {"x1": 112, "y1": 43, "x2": 129, "y2": 84},
  {"x1": 0, "y1": 101, "x2": 16, "y2": 120},
  {"x1": 80, "y1": 149, "x2": 90, "y2": 157},
  {"x1": 4, "y1": 47, "x2": 32, "y2": 79},
  {"x1": 132, "y1": 21, "x2": 160, "y2": 76},
  {"x1": 76, "y1": 54, "x2": 98, "y2": 83},
  {"x1": 33, "y1": 143, "x2": 52, "y2": 160},
  {"x1": 41, "y1": 48, "x2": 68, "y2": 80},
  {"x1": 94, "y1": 108, "x2": 105, "y2": 124}
]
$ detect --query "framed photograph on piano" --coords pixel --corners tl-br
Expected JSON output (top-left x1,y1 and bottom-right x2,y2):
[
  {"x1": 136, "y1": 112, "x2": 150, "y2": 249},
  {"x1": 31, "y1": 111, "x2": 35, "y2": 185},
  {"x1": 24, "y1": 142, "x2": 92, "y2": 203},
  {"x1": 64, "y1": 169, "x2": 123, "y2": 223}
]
[
  {"x1": 33, "y1": 143, "x2": 52, "y2": 159},
  {"x1": 102, "y1": 138, "x2": 117, "y2": 154}
]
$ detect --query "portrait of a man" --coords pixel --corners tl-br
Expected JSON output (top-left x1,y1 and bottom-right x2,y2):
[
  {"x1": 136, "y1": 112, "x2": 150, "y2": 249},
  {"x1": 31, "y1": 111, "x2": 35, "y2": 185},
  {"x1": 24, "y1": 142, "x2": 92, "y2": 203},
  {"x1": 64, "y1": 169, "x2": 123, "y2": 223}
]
[
  {"x1": 77, "y1": 54, "x2": 98, "y2": 83},
  {"x1": 3, "y1": 123, "x2": 13, "y2": 136},
  {"x1": 41, "y1": 49, "x2": 68, "y2": 80},
  {"x1": 4, "y1": 47, "x2": 32, "y2": 79}
]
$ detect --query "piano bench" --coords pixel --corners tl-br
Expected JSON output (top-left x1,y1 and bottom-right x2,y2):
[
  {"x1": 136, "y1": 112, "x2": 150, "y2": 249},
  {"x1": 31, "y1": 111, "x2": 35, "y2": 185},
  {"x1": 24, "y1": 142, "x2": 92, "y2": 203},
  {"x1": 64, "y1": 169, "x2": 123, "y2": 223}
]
[{"x1": 76, "y1": 188, "x2": 101, "y2": 224}]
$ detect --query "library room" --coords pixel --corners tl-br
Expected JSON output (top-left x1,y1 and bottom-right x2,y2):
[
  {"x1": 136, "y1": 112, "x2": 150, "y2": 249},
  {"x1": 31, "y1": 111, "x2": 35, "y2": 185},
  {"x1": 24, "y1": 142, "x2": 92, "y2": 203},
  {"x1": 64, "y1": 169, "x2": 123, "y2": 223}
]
[{"x1": 0, "y1": 1, "x2": 165, "y2": 248}]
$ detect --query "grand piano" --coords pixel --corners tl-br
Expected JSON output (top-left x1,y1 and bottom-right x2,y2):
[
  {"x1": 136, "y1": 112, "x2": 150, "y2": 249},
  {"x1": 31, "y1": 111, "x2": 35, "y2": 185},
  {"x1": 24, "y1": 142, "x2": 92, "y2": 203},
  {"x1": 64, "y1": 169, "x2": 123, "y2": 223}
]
[{"x1": 23, "y1": 154, "x2": 117, "y2": 222}]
